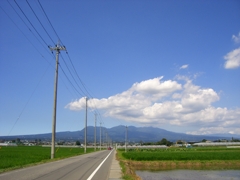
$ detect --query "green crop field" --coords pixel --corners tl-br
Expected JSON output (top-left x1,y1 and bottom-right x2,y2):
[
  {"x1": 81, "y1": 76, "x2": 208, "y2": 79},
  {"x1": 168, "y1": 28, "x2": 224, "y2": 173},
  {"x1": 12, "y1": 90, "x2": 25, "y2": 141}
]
[
  {"x1": 118, "y1": 147, "x2": 240, "y2": 179},
  {"x1": 0, "y1": 146, "x2": 95, "y2": 172},
  {"x1": 120, "y1": 147, "x2": 240, "y2": 161}
]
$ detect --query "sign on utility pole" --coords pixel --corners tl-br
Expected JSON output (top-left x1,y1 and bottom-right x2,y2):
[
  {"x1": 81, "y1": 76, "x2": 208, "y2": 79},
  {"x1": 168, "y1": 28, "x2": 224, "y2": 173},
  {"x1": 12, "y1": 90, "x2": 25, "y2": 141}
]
[{"x1": 49, "y1": 43, "x2": 66, "y2": 159}]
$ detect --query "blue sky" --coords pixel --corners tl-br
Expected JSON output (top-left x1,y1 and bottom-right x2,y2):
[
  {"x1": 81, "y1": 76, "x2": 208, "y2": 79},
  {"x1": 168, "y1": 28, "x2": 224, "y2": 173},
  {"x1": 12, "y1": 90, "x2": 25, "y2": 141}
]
[{"x1": 0, "y1": 0, "x2": 240, "y2": 136}]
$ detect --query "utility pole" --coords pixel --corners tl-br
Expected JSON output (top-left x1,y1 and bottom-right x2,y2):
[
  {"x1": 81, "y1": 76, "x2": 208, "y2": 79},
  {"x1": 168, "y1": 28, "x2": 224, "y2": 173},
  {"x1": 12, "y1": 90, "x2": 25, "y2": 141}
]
[
  {"x1": 100, "y1": 122, "x2": 102, "y2": 150},
  {"x1": 94, "y1": 113, "x2": 97, "y2": 151},
  {"x1": 105, "y1": 132, "x2": 107, "y2": 149},
  {"x1": 125, "y1": 126, "x2": 128, "y2": 153},
  {"x1": 84, "y1": 97, "x2": 88, "y2": 153},
  {"x1": 49, "y1": 43, "x2": 66, "y2": 159}
]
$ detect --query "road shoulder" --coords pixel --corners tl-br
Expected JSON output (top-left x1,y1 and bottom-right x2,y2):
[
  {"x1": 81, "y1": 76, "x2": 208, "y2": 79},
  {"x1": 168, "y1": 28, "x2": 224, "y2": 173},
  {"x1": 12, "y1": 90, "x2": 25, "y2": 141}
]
[{"x1": 108, "y1": 149, "x2": 122, "y2": 180}]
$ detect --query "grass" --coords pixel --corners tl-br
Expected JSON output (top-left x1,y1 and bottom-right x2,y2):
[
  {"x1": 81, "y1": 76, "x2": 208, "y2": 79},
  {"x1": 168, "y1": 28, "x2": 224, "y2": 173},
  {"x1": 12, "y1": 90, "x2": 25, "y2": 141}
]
[
  {"x1": 121, "y1": 147, "x2": 240, "y2": 161},
  {"x1": 0, "y1": 146, "x2": 95, "y2": 173},
  {"x1": 117, "y1": 147, "x2": 240, "y2": 180}
]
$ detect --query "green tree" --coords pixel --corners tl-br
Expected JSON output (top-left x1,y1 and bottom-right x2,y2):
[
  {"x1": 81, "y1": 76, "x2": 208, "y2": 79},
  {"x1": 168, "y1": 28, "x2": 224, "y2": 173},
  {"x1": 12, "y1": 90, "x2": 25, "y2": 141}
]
[
  {"x1": 158, "y1": 138, "x2": 173, "y2": 146},
  {"x1": 76, "y1": 140, "x2": 80, "y2": 145}
]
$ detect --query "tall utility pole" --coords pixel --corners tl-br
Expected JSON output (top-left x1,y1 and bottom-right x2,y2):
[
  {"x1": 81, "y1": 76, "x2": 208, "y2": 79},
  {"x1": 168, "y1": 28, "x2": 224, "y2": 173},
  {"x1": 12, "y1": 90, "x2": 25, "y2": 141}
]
[
  {"x1": 94, "y1": 113, "x2": 97, "y2": 151},
  {"x1": 105, "y1": 132, "x2": 107, "y2": 149},
  {"x1": 84, "y1": 97, "x2": 88, "y2": 153},
  {"x1": 49, "y1": 43, "x2": 66, "y2": 159},
  {"x1": 100, "y1": 122, "x2": 102, "y2": 150},
  {"x1": 125, "y1": 126, "x2": 128, "y2": 153}
]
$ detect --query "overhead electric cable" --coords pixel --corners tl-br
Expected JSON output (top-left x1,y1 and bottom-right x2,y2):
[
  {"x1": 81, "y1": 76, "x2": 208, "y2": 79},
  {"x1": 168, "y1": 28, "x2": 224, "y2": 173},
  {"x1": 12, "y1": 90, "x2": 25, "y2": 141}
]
[
  {"x1": 36, "y1": 0, "x2": 104, "y2": 123},
  {"x1": 6, "y1": 0, "x2": 52, "y2": 57},
  {"x1": 66, "y1": 53, "x2": 93, "y2": 97},
  {"x1": 0, "y1": 4, "x2": 53, "y2": 66},
  {"x1": 26, "y1": 0, "x2": 55, "y2": 44},
  {"x1": 14, "y1": 0, "x2": 48, "y2": 46},
  {"x1": 58, "y1": 63, "x2": 85, "y2": 97},
  {"x1": 3, "y1": 3, "x2": 77, "y2": 100},
  {"x1": 7, "y1": 66, "x2": 50, "y2": 135},
  {"x1": 37, "y1": 0, "x2": 96, "y2": 99},
  {"x1": 60, "y1": 54, "x2": 87, "y2": 96},
  {"x1": 37, "y1": 0, "x2": 63, "y2": 45}
]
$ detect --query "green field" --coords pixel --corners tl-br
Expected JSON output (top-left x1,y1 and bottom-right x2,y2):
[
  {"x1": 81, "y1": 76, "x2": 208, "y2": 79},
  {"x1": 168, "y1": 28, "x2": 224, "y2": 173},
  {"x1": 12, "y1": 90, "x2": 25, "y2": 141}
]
[
  {"x1": 121, "y1": 147, "x2": 240, "y2": 161},
  {"x1": 0, "y1": 146, "x2": 95, "y2": 172},
  {"x1": 118, "y1": 147, "x2": 240, "y2": 179}
]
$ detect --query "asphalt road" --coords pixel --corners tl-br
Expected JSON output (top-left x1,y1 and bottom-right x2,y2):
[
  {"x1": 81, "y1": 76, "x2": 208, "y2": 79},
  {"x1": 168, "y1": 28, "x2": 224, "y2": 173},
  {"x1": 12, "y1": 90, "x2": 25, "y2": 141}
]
[{"x1": 0, "y1": 149, "x2": 114, "y2": 180}]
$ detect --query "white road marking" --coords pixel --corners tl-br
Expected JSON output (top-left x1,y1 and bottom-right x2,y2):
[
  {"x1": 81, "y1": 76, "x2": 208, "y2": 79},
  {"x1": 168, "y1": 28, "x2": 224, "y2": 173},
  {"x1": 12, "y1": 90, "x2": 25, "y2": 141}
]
[{"x1": 87, "y1": 150, "x2": 113, "y2": 180}]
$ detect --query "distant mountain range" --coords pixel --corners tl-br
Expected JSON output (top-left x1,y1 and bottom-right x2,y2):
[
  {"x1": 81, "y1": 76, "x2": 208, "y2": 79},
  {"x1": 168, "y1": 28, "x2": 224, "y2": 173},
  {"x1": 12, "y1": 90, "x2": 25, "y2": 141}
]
[{"x1": 1, "y1": 125, "x2": 239, "y2": 143}]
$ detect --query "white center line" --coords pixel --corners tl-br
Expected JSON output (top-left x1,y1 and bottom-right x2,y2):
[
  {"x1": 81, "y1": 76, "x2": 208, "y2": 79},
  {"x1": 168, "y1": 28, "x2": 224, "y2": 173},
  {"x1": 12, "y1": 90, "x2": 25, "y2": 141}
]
[{"x1": 87, "y1": 150, "x2": 113, "y2": 180}]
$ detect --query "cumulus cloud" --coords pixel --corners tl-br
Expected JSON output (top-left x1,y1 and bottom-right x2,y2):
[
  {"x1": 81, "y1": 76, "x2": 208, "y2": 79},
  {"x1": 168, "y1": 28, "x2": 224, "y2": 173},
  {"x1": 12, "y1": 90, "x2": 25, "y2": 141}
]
[
  {"x1": 224, "y1": 47, "x2": 240, "y2": 69},
  {"x1": 180, "y1": 64, "x2": 188, "y2": 69},
  {"x1": 232, "y1": 32, "x2": 240, "y2": 44},
  {"x1": 66, "y1": 76, "x2": 240, "y2": 135},
  {"x1": 66, "y1": 77, "x2": 182, "y2": 121}
]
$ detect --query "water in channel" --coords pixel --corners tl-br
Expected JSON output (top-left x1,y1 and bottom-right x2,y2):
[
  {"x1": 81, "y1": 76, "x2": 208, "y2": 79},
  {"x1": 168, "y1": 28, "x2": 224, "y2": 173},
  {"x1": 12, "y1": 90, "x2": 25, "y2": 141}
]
[{"x1": 136, "y1": 170, "x2": 240, "y2": 180}]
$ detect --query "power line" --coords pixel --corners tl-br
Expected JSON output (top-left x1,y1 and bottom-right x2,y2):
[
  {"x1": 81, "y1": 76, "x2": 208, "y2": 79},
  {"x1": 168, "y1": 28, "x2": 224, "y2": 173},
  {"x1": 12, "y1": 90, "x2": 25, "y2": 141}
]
[
  {"x1": 37, "y1": 0, "x2": 101, "y2": 100},
  {"x1": 6, "y1": 0, "x2": 52, "y2": 58},
  {"x1": 7, "y1": 66, "x2": 51, "y2": 135},
  {"x1": 3, "y1": 1, "x2": 79, "y2": 100},
  {"x1": 31, "y1": 0, "x2": 105, "y2": 124},
  {"x1": 66, "y1": 52, "x2": 94, "y2": 98},
  {"x1": 58, "y1": 63, "x2": 85, "y2": 97},
  {"x1": 14, "y1": 0, "x2": 48, "y2": 46},
  {"x1": 13, "y1": 0, "x2": 86, "y2": 99},
  {"x1": 26, "y1": 0, "x2": 55, "y2": 44},
  {"x1": 3, "y1": 1, "x2": 106, "y2": 135},
  {"x1": 37, "y1": 0, "x2": 95, "y2": 99},
  {"x1": 0, "y1": 4, "x2": 53, "y2": 66},
  {"x1": 60, "y1": 54, "x2": 87, "y2": 97},
  {"x1": 37, "y1": 0, "x2": 63, "y2": 45}
]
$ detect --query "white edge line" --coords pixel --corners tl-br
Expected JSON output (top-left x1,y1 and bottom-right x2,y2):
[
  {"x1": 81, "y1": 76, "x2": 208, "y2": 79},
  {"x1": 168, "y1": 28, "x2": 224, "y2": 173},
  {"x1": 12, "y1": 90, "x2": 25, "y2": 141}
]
[{"x1": 87, "y1": 150, "x2": 113, "y2": 180}]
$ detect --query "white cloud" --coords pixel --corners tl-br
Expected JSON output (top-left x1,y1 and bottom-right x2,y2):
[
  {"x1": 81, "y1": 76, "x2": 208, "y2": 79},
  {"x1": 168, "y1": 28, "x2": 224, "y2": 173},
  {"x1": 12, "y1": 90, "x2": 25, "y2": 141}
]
[
  {"x1": 224, "y1": 47, "x2": 240, "y2": 69},
  {"x1": 187, "y1": 126, "x2": 240, "y2": 135},
  {"x1": 66, "y1": 76, "x2": 240, "y2": 135},
  {"x1": 180, "y1": 64, "x2": 189, "y2": 69},
  {"x1": 181, "y1": 88, "x2": 219, "y2": 112},
  {"x1": 232, "y1": 32, "x2": 240, "y2": 44},
  {"x1": 132, "y1": 77, "x2": 182, "y2": 99}
]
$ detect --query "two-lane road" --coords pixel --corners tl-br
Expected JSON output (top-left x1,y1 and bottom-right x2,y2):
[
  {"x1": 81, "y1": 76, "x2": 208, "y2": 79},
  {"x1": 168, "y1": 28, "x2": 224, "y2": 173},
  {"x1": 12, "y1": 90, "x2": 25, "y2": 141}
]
[{"x1": 0, "y1": 150, "x2": 114, "y2": 180}]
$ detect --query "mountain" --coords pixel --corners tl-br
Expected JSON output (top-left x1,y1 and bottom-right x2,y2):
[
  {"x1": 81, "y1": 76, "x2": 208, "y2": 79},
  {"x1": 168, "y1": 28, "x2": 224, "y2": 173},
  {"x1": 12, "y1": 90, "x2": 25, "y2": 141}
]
[{"x1": 1, "y1": 125, "x2": 238, "y2": 143}]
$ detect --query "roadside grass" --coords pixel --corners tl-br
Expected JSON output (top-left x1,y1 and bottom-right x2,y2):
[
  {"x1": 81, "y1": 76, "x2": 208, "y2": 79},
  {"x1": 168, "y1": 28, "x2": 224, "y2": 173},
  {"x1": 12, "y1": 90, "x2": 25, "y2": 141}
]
[
  {"x1": 118, "y1": 154, "x2": 141, "y2": 180},
  {"x1": 0, "y1": 146, "x2": 95, "y2": 173},
  {"x1": 117, "y1": 147, "x2": 240, "y2": 180}
]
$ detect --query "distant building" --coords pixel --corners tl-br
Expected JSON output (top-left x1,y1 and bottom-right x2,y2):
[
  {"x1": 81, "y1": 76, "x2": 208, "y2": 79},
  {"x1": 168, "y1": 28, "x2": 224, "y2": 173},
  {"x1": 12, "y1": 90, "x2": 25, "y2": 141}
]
[
  {"x1": 0, "y1": 142, "x2": 17, "y2": 146},
  {"x1": 193, "y1": 142, "x2": 240, "y2": 146}
]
